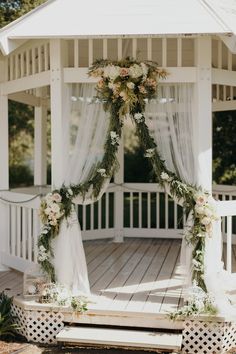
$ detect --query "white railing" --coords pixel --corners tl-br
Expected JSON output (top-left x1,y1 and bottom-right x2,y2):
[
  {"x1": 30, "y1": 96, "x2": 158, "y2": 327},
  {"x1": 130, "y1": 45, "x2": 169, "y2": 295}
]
[
  {"x1": 0, "y1": 191, "x2": 41, "y2": 272},
  {"x1": 0, "y1": 184, "x2": 236, "y2": 273},
  {"x1": 216, "y1": 199, "x2": 236, "y2": 273}
]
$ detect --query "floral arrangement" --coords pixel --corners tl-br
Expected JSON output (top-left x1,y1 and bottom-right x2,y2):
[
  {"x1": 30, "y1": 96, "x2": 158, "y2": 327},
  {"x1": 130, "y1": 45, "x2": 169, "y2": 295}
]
[
  {"x1": 37, "y1": 57, "x2": 219, "y2": 319},
  {"x1": 38, "y1": 283, "x2": 88, "y2": 313},
  {"x1": 169, "y1": 281, "x2": 217, "y2": 320}
]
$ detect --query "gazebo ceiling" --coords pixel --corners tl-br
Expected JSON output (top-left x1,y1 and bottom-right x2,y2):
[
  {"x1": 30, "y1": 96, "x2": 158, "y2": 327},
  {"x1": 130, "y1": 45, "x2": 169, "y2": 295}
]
[{"x1": 1, "y1": 0, "x2": 236, "y2": 55}]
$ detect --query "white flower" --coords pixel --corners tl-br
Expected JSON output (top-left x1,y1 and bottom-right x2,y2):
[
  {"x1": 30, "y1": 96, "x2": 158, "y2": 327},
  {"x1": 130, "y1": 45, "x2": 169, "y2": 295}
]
[
  {"x1": 50, "y1": 203, "x2": 60, "y2": 214},
  {"x1": 104, "y1": 65, "x2": 120, "y2": 80},
  {"x1": 67, "y1": 188, "x2": 73, "y2": 196},
  {"x1": 160, "y1": 172, "x2": 170, "y2": 181},
  {"x1": 52, "y1": 193, "x2": 62, "y2": 203},
  {"x1": 97, "y1": 168, "x2": 107, "y2": 177},
  {"x1": 127, "y1": 82, "x2": 135, "y2": 90},
  {"x1": 38, "y1": 245, "x2": 49, "y2": 262},
  {"x1": 129, "y1": 64, "x2": 143, "y2": 78},
  {"x1": 134, "y1": 113, "x2": 144, "y2": 123},
  {"x1": 194, "y1": 205, "x2": 205, "y2": 215},
  {"x1": 140, "y1": 62, "x2": 148, "y2": 76},
  {"x1": 195, "y1": 193, "x2": 207, "y2": 206},
  {"x1": 27, "y1": 284, "x2": 37, "y2": 295},
  {"x1": 44, "y1": 207, "x2": 52, "y2": 215},
  {"x1": 201, "y1": 216, "x2": 212, "y2": 225},
  {"x1": 45, "y1": 193, "x2": 54, "y2": 204},
  {"x1": 110, "y1": 131, "x2": 119, "y2": 145},
  {"x1": 144, "y1": 148, "x2": 155, "y2": 158}
]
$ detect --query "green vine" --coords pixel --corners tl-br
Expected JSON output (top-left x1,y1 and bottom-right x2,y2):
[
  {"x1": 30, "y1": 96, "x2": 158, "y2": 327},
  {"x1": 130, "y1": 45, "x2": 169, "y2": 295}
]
[{"x1": 38, "y1": 58, "x2": 218, "y2": 316}]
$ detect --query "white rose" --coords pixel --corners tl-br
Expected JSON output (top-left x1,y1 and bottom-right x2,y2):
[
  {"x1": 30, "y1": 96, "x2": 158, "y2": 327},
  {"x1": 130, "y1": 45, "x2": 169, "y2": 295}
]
[
  {"x1": 127, "y1": 82, "x2": 135, "y2": 89},
  {"x1": 194, "y1": 205, "x2": 205, "y2": 215},
  {"x1": 44, "y1": 207, "x2": 51, "y2": 215},
  {"x1": 129, "y1": 64, "x2": 143, "y2": 78},
  {"x1": 141, "y1": 62, "x2": 148, "y2": 76},
  {"x1": 201, "y1": 216, "x2": 211, "y2": 225},
  {"x1": 50, "y1": 203, "x2": 60, "y2": 213},
  {"x1": 27, "y1": 284, "x2": 37, "y2": 295},
  {"x1": 45, "y1": 193, "x2": 54, "y2": 204},
  {"x1": 160, "y1": 172, "x2": 169, "y2": 181}
]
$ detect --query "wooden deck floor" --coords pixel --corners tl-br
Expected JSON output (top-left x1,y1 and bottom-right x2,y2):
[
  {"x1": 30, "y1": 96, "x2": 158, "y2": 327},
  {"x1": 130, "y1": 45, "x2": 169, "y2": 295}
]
[
  {"x1": 1, "y1": 238, "x2": 236, "y2": 317},
  {"x1": 0, "y1": 238, "x2": 182, "y2": 315}
]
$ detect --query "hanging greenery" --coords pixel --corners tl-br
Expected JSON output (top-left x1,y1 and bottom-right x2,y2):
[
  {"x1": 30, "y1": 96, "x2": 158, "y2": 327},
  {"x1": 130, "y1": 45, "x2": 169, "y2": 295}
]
[{"x1": 38, "y1": 58, "x2": 218, "y2": 316}]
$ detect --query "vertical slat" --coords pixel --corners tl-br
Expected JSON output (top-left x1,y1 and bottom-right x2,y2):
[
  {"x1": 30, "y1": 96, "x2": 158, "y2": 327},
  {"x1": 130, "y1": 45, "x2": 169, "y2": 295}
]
[
  {"x1": 165, "y1": 193, "x2": 168, "y2": 229},
  {"x1": 174, "y1": 202, "x2": 178, "y2": 230},
  {"x1": 26, "y1": 50, "x2": 30, "y2": 76},
  {"x1": 228, "y1": 51, "x2": 232, "y2": 71},
  {"x1": 216, "y1": 84, "x2": 220, "y2": 101},
  {"x1": 74, "y1": 39, "x2": 79, "y2": 67},
  {"x1": 118, "y1": 39, "x2": 122, "y2": 60},
  {"x1": 90, "y1": 202, "x2": 94, "y2": 231},
  {"x1": 22, "y1": 208, "x2": 27, "y2": 259},
  {"x1": 15, "y1": 55, "x2": 19, "y2": 79},
  {"x1": 132, "y1": 38, "x2": 137, "y2": 59},
  {"x1": 38, "y1": 45, "x2": 42, "y2": 72},
  {"x1": 227, "y1": 216, "x2": 232, "y2": 273},
  {"x1": 105, "y1": 192, "x2": 109, "y2": 229},
  {"x1": 139, "y1": 192, "x2": 142, "y2": 228},
  {"x1": 177, "y1": 38, "x2": 182, "y2": 67},
  {"x1": 32, "y1": 47, "x2": 36, "y2": 74},
  {"x1": 162, "y1": 38, "x2": 167, "y2": 67},
  {"x1": 11, "y1": 206, "x2": 16, "y2": 256},
  {"x1": 20, "y1": 53, "x2": 24, "y2": 78},
  {"x1": 103, "y1": 39, "x2": 108, "y2": 59},
  {"x1": 10, "y1": 56, "x2": 14, "y2": 80},
  {"x1": 156, "y1": 192, "x2": 159, "y2": 229},
  {"x1": 218, "y1": 40, "x2": 222, "y2": 69},
  {"x1": 27, "y1": 209, "x2": 32, "y2": 261},
  {"x1": 223, "y1": 85, "x2": 226, "y2": 101},
  {"x1": 88, "y1": 39, "x2": 93, "y2": 66},
  {"x1": 130, "y1": 192, "x2": 133, "y2": 228},
  {"x1": 147, "y1": 192, "x2": 151, "y2": 228},
  {"x1": 33, "y1": 209, "x2": 39, "y2": 262},
  {"x1": 230, "y1": 86, "x2": 234, "y2": 100},
  {"x1": 82, "y1": 205, "x2": 86, "y2": 231},
  {"x1": 16, "y1": 207, "x2": 21, "y2": 257},
  {"x1": 98, "y1": 198, "x2": 102, "y2": 229},
  {"x1": 44, "y1": 43, "x2": 49, "y2": 71},
  {"x1": 147, "y1": 38, "x2": 152, "y2": 61}
]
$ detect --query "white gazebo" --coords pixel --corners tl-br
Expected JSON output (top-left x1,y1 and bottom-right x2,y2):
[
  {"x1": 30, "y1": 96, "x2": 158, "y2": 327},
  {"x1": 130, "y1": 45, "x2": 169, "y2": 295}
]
[{"x1": 1, "y1": 0, "x2": 236, "y2": 352}]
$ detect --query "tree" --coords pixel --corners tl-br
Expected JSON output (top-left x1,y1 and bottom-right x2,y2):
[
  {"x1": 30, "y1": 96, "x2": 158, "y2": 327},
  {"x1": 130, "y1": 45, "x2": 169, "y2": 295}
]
[
  {"x1": 0, "y1": 0, "x2": 46, "y2": 28},
  {"x1": 213, "y1": 111, "x2": 236, "y2": 185},
  {"x1": 0, "y1": 0, "x2": 46, "y2": 187}
]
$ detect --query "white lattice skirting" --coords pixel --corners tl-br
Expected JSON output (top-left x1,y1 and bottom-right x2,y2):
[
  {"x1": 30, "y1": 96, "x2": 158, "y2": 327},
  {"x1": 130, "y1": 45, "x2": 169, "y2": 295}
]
[
  {"x1": 182, "y1": 318, "x2": 236, "y2": 354},
  {"x1": 11, "y1": 303, "x2": 64, "y2": 344}
]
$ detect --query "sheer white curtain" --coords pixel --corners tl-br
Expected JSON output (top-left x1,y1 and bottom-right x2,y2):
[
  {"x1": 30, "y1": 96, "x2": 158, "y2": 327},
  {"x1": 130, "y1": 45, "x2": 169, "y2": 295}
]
[
  {"x1": 53, "y1": 84, "x2": 110, "y2": 295},
  {"x1": 146, "y1": 84, "x2": 236, "y2": 317}
]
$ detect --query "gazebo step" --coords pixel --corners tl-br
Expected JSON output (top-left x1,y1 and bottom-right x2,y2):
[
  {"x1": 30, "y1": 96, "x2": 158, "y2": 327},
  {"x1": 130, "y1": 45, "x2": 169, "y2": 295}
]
[{"x1": 56, "y1": 326, "x2": 182, "y2": 351}]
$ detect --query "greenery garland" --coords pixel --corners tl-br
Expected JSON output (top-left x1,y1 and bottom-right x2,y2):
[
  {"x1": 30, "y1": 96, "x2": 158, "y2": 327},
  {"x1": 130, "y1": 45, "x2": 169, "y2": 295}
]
[{"x1": 37, "y1": 57, "x2": 218, "y2": 316}]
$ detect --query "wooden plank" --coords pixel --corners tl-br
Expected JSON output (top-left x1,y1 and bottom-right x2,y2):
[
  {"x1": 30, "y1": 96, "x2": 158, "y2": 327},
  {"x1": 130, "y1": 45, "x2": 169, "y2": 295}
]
[
  {"x1": 126, "y1": 239, "x2": 172, "y2": 312},
  {"x1": 143, "y1": 240, "x2": 181, "y2": 313},
  {"x1": 111, "y1": 239, "x2": 162, "y2": 311},
  {"x1": 102, "y1": 238, "x2": 153, "y2": 310}
]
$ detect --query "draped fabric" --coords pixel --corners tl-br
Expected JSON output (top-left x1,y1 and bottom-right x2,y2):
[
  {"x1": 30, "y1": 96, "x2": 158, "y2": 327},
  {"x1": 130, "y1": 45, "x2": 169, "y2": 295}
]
[
  {"x1": 53, "y1": 84, "x2": 110, "y2": 295},
  {"x1": 146, "y1": 84, "x2": 236, "y2": 317}
]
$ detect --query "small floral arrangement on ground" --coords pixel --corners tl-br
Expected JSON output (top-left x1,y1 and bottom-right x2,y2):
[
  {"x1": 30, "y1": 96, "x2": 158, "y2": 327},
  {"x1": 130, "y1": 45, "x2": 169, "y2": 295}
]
[
  {"x1": 169, "y1": 281, "x2": 217, "y2": 320},
  {"x1": 39, "y1": 283, "x2": 88, "y2": 313}
]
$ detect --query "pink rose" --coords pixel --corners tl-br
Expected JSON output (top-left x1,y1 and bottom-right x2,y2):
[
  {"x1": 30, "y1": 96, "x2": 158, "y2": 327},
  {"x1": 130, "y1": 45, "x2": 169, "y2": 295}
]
[{"x1": 120, "y1": 68, "x2": 129, "y2": 77}]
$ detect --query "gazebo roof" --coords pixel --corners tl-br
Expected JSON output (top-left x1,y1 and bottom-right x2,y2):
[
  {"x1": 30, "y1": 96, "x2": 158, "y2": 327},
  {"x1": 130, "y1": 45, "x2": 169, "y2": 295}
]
[{"x1": 1, "y1": 0, "x2": 236, "y2": 55}]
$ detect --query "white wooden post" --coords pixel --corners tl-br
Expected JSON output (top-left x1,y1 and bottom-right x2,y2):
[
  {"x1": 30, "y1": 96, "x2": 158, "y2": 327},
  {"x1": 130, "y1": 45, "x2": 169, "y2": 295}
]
[
  {"x1": 194, "y1": 37, "x2": 212, "y2": 192},
  {"x1": 34, "y1": 88, "x2": 47, "y2": 186},
  {"x1": 0, "y1": 56, "x2": 9, "y2": 270},
  {"x1": 50, "y1": 39, "x2": 68, "y2": 189},
  {"x1": 114, "y1": 134, "x2": 124, "y2": 242}
]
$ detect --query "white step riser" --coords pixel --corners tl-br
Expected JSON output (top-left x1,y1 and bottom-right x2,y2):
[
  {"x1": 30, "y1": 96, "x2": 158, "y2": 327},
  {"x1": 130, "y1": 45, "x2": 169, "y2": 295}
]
[{"x1": 57, "y1": 326, "x2": 182, "y2": 352}]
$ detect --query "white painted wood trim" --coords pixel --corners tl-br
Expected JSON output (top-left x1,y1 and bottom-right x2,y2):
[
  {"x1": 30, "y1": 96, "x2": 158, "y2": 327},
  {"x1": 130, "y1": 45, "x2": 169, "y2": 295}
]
[
  {"x1": 63, "y1": 67, "x2": 197, "y2": 83},
  {"x1": 9, "y1": 92, "x2": 40, "y2": 107},
  {"x1": 212, "y1": 68, "x2": 236, "y2": 86},
  {"x1": 212, "y1": 100, "x2": 236, "y2": 112},
  {"x1": 1, "y1": 71, "x2": 50, "y2": 94}
]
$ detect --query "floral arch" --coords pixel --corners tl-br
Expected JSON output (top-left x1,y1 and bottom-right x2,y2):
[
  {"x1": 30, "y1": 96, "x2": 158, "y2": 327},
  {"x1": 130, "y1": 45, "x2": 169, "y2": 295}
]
[{"x1": 38, "y1": 58, "x2": 218, "y2": 317}]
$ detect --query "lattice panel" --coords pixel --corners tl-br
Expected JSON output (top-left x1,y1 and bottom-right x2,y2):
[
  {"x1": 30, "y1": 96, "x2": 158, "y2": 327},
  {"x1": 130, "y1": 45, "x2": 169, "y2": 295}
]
[
  {"x1": 182, "y1": 319, "x2": 236, "y2": 354},
  {"x1": 11, "y1": 303, "x2": 64, "y2": 344}
]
